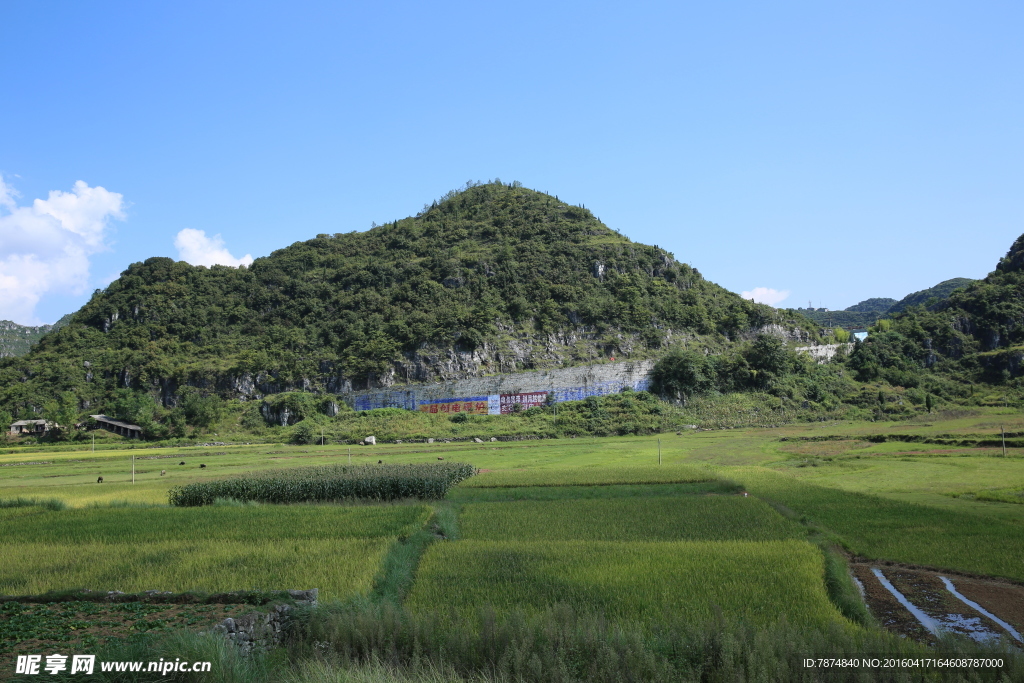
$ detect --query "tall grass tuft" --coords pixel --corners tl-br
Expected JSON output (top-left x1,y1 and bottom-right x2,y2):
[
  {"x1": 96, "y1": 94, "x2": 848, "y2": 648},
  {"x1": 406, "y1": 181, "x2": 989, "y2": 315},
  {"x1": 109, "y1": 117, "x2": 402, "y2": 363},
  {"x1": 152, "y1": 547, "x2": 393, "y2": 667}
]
[{"x1": 0, "y1": 496, "x2": 66, "y2": 511}]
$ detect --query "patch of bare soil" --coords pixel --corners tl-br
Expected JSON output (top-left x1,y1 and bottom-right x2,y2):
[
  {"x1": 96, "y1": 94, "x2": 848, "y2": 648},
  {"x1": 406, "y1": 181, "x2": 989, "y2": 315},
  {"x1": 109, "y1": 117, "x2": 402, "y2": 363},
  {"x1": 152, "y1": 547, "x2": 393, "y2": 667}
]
[
  {"x1": 851, "y1": 564, "x2": 936, "y2": 644},
  {"x1": 884, "y1": 568, "x2": 1006, "y2": 643},
  {"x1": 852, "y1": 561, "x2": 1024, "y2": 645},
  {"x1": 952, "y1": 577, "x2": 1024, "y2": 635}
]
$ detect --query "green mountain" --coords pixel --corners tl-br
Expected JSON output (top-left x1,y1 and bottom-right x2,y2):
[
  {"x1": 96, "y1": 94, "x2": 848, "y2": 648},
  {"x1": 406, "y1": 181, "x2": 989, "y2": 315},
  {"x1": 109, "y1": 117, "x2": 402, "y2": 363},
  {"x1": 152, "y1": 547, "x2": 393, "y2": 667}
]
[
  {"x1": 796, "y1": 281, "x2": 975, "y2": 331},
  {"x1": 794, "y1": 307, "x2": 881, "y2": 330},
  {"x1": 0, "y1": 182, "x2": 818, "y2": 423},
  {"x1": 0, "y1": 314, "x2": 72, "y2": 359},
  {"x1": 844, "y1": 297, "x2": 897, "y2": 313},
  {"x1": 849, "y1": 237, "x2": 1024, "y2": 386},
  {"x1": 887, "y1": 277, "x2": 974, "y2": 314}
]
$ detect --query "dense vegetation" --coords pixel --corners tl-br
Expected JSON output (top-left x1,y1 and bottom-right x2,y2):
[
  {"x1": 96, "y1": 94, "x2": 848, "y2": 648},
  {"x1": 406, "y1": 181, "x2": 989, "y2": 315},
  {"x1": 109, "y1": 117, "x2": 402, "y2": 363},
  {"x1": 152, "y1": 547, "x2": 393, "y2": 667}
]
[
  {"x1": 651, "y1": 237, "x2": 1024, "y2": 414},
  {"x1": 168, "y1": 462, "x2": 476, "y2": 506},
  {"x1": 847, "y1": 238, "x2": 1024, "y2": 388},
  {"x1": 0, "y1": 181, "x2": 817, "y2": 437}
]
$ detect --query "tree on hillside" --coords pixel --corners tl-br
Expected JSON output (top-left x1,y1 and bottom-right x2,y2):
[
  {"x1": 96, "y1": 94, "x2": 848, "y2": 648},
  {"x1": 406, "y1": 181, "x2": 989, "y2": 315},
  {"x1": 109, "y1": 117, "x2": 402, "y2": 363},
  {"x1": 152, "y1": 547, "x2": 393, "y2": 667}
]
[
  {"x1": 650, "y1": 347, "x2": 715, "y2": 403},
  {"x1": 43, "y1": 392, "x2": 80, "y2": 440}
]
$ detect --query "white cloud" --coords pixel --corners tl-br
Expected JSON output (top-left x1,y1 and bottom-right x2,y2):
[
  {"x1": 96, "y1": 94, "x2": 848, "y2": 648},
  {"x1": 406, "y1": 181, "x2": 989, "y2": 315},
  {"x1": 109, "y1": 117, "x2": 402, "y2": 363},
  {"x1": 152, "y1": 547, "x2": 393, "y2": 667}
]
[
  {"x1": 174, "y1": 228, "x2": 253, "y2": 268},
  {"x1": 741, "y1": 287, "x2": 791, "y2": 306},
  {"x1": 0, "y1": 176, "x2": 124, "y2": 325}
]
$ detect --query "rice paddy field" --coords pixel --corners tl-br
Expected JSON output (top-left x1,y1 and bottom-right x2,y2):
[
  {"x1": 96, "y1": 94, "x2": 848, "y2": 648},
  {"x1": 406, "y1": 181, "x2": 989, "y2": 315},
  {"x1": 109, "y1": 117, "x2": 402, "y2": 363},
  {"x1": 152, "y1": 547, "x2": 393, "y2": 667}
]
[
  {"x1": 0, "y1": 505, "x2": 428, "y2": 598},
  {"x1": 457, "y1": 496, "x2": 804, "y2": 542},
  {"x1": 406, "y1": 539, "x2": 844, "y2": 628},
  {"x1": 3, "y1": 407, "x2": 1024, "y2": 678}
]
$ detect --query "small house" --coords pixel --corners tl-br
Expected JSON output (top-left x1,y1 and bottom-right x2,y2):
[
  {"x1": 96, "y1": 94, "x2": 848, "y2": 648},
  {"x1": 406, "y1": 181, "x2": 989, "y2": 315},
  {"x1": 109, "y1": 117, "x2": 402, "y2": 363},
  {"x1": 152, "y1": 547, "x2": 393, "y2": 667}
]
[
  {"x1": 9, "y1": 419, "x2": 57, "y2": 435},
  {"x1": 89, "y1": 414, "x2": 143, "y2": 439}
]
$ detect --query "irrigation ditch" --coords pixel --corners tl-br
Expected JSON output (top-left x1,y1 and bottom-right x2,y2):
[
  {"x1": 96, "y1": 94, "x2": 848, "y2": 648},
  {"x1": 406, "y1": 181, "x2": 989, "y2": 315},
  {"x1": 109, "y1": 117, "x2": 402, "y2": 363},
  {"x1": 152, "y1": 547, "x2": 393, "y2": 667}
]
[{"x1": 852, "y1": 561, "x2": 1024, "y2": 645}]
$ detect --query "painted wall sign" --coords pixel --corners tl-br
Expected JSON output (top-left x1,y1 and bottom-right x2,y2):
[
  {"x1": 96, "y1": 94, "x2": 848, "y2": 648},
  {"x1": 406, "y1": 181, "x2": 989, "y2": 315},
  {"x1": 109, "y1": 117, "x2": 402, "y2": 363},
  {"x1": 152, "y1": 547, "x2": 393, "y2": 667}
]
[
  {"x1": 417, "y1": 396, "x2": 490, "y2": 415},
  {"x1": 499, "y1": 391, "x2": 548, "y2": 414}
]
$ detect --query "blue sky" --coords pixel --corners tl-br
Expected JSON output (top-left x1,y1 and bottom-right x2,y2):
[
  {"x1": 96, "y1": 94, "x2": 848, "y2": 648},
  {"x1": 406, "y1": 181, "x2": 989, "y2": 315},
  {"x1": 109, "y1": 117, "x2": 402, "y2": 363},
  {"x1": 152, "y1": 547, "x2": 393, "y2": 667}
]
[{"x1": 2, "y1": 0, "x2": 1022, "y2": 324}]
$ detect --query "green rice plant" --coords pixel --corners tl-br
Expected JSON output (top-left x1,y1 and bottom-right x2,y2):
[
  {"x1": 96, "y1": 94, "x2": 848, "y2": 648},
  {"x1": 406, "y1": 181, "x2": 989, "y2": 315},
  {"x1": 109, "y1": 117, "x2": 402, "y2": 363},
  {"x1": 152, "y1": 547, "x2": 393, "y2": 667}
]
[
  {"x1": 459, "y1": 496, "x2": 805, "y2": 542},
  {"x1": 0, "y1": 504, "x2": 429, "y2": 544},
  {"x1": 0, "y1": 505, "x2": 430, "y2": 599},
  {"x1": 460, "y1": 463, "x2": 714, "y2": 488},
  {"x1": 168, "y1": 462, "x2": 475, "y2": 506},
  {"x1": 407, "y1": 539, "x2": 846, "y2": 629},
  {"x1": 0, "y1": 538, "x2": 390, "y2": 599},
  {"x1": 1, "y1": 482, "x2": 172, "y2": 507},
  {"x1": 735, "y1": 467, "x2": 1024, "y2": 581},
  {"x1": 450, "y1": 480, "x2": 741, "y2": 503},
  {"x1": 0, "y1": 496, "x2": 66, "y2": 511}
]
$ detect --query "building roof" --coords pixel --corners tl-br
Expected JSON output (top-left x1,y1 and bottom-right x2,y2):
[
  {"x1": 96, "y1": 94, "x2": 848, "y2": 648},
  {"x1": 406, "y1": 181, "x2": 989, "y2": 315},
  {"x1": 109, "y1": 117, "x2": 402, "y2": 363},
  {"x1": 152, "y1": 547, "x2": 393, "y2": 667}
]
[
  {"x1": 10, "y1": 419, "x2": 50, "y2": 427},
  {"x1": 89, "y1": 414, "x2": 143, "y2": 431}
]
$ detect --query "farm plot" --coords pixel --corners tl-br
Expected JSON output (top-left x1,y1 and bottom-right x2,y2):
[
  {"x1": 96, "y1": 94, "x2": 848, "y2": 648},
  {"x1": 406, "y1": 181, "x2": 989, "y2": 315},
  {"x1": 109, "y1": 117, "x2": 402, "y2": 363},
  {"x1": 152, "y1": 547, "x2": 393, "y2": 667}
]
[
  {"x1": 735, "y1": 467, "x2": 1024, "y2": 581},
  {"x1": 459, "y1": 496, "x2": 805, "y2": 542},
  {"x1": 407, "y1": 539, "x2": 846, "y2": 629},
  {"x1": 449, "y1": 480, "x2": 739, "y2": 503},
  {"x1": 0, "y1": 504, "x2": 429, "y2": 599},
  {"x1": 462, "y1": 464, "x2": 716, "y2": 488}
]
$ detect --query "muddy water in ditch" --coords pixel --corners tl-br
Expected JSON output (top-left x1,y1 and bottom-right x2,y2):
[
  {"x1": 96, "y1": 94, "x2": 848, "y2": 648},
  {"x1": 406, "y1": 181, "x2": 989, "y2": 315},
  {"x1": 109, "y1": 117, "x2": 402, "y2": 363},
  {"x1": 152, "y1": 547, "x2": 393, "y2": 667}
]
[
  {"x1": 853, "y1": 563, "x2": 1024, "y2": 645},
  {"x1": 883, "y1": 567, "x2": 1007, "y2": 643}
]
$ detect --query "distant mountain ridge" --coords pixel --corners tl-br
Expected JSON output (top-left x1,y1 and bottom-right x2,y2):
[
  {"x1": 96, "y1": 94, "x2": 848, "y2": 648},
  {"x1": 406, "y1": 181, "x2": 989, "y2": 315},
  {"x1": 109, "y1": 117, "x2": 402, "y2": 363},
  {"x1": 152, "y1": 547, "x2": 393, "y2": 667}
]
[
  {"x1": 845, "y1": 298, "x2": 897, "y2": 313},
  {"x1": 796, "y1": 278, "x2": 975, "y2": 329},
  {"x1": 0, "y1": 315, "x2": 72, "y2": 359},
  {"x1": 887, "y1": 278, "x2": 975, "y2": 314}
]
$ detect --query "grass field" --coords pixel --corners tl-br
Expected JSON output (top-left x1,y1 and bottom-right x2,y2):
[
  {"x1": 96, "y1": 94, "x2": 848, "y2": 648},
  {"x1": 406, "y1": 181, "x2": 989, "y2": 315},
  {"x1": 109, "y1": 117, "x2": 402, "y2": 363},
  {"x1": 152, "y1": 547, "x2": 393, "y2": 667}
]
[{"x1": 407, "y1": 539, "x2": 845, "y2": 629}]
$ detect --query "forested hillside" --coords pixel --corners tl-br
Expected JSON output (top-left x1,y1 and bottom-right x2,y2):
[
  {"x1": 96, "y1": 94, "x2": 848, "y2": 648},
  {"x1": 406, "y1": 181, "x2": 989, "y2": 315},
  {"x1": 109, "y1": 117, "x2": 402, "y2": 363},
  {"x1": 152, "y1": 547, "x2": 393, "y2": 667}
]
[
  {"x1": 887, "y1": 277, "x2": 974, "y2": 314},
  {"x1": 0, "y1": 182, "x2": 817, "y2": 428},
  {"x1": 849, "y1": 237, "x2": 1024, "y2": 388}
]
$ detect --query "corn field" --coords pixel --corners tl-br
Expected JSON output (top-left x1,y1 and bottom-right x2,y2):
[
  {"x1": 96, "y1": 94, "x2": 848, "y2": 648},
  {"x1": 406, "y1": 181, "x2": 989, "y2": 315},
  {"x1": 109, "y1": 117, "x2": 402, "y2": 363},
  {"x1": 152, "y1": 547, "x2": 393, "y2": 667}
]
[{"x1": 168, "y1": 462, "x2": 475, "y2": 506}]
